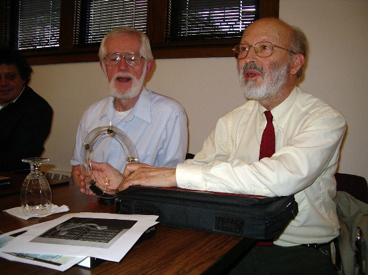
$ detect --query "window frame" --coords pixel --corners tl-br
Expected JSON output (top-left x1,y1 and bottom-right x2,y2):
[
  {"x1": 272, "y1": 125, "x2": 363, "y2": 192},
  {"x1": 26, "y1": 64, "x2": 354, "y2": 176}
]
[{"x1": 0, "y1": 0, "x2": 279, "y2": 65}]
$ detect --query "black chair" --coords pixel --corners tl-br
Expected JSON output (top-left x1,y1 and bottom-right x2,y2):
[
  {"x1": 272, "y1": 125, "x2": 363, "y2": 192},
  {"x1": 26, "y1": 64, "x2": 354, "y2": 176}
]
[
  {"x1": 185, "y1": 153, "x2": 195, "y2": 160},
  {"x1": 335, "y1": 173, "x2": 368, "y2": 203}
]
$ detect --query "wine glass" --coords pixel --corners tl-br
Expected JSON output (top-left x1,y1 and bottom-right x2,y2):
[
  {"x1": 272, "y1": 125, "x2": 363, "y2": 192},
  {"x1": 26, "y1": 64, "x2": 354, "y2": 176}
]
[{"x1": 20, "y1": 157, "x2": 52, "y2": 216}]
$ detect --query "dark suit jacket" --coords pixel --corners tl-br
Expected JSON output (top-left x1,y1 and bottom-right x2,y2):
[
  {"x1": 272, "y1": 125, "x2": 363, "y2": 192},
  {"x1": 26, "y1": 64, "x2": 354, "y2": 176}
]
[{"x1": 0, "y1": 86, "x2": 53, "y2": 172}]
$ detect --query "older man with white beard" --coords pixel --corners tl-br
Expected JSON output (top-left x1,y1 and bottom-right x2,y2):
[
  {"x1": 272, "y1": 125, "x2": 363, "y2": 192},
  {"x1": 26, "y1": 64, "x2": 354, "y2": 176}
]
[
  {"x1": 85, "y1": 18, "x2": 347, "y2": 274},
  {"x1": 70, "y1": 27, "x2": 188, "y2": 194}
]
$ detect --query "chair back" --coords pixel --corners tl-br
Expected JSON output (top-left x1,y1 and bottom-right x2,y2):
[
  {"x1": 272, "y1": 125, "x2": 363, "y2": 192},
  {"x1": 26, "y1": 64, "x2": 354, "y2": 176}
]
[{"x1": 335, "y1": 173, "x2": 368, "y2": 203}]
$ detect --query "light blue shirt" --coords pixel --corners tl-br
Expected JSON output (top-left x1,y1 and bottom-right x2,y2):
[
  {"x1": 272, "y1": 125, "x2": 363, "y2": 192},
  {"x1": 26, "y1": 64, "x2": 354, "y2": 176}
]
[{"x1": 71, "y1": 88, "x2": 188, "y2": 171}]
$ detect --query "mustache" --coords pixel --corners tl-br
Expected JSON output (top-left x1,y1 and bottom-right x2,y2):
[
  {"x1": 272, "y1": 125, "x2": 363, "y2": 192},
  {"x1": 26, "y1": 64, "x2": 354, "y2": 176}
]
[{"x1": 241, "y1": 63, "x2": 264, "y2": 76}]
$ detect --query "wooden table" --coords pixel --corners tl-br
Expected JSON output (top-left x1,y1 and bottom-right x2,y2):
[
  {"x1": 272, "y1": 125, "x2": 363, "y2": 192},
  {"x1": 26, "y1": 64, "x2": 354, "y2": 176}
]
[{"x1": 0, "y1": 184, "x2": 255, "y2": 274}]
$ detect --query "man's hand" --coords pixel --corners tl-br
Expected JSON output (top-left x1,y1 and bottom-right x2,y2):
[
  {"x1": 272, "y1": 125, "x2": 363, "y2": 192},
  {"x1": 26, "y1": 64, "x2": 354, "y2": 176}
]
[
  {"x1": 89, "y1": 162, "x2": 125, "y2": 193},
  {"x1": 71, "y1": 165, "x2": 87, "y2": 194},
  {"x1": 122, "y1": 163, "x2": 177, "y2": 190},
  {"x1": 72, "y1": 165, "x2": 94, "y2": 195},
  {"x1": 75, "y1": 162, "x2": 178, "y2": 194}
]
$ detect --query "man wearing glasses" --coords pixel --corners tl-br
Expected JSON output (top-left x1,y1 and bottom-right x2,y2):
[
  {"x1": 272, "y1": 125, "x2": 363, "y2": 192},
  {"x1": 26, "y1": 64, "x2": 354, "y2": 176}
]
[
  {"x1": 87, "y1": 18, "x2": 346, "y2": 274},
  {"x1": 0, "y1": 47, "x2": 53, "y2": 173},
  {"x1": 71, "y1": 27, "x2": 188, "y2": 192}
]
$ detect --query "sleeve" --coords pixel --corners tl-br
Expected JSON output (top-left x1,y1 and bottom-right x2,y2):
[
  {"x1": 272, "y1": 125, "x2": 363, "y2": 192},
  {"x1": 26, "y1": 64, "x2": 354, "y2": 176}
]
[
  {"x1": 70, "y1": 114, "x2": 87, "y2": 167},
  {"x1": 177, "y1": 111, "x2": 347, "y2": 197},
  {"x1": 184, "y1": 115, "x2": 232, "y2": 166},
  {"x1": 157, "y1": 108, "x2": 188, "y2": 168}
]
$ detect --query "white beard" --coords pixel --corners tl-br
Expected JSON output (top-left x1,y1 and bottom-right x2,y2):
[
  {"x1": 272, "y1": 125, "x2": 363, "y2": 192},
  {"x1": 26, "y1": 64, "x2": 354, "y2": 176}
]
[
  {"x1": 239, "y1": 61, "x2": 290, "y2": 100},
  {"x1": 109, "y1": 65, "x2": 147, "y2": 99}
]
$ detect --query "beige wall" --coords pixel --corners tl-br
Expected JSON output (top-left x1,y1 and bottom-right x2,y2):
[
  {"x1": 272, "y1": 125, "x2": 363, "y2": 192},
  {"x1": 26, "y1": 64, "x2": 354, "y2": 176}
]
[{"x1": 30, "y1": 0, "x2": 368, "y2": 180}]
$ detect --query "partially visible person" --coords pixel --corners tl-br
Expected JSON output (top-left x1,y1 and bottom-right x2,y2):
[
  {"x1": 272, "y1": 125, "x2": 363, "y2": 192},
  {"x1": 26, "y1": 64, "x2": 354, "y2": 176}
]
[
  {"x1": 71, "y1": 26, "x2": 188, "y2": 193},
  {"x1": 84, "y1": 18, "x2": 346, "y2": 274},
  {"x1": 0, "y1": 46, "x2": 53, "y2": 173}
]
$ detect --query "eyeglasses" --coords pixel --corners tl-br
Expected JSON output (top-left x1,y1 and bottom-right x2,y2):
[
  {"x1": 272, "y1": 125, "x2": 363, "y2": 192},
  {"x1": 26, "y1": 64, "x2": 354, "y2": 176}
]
[
  {"x1": 0, "y1": 72, "x2": 19, "y2": 81},
  {"x1": 232, "y1": 41, "x2": 296, "y2": 59},
  {"x1": 104, "y1": 52, "x2": 145, "y2": 67}
]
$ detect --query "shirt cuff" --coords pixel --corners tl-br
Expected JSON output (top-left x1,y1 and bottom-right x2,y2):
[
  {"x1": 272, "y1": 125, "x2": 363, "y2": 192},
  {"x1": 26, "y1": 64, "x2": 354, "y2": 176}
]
[
  {"x1": 70, "y1": 159, "x2": 80, "y2": 166},
  {"x1": 176, "y1": 163, "x2": 206, "y2": 190}
]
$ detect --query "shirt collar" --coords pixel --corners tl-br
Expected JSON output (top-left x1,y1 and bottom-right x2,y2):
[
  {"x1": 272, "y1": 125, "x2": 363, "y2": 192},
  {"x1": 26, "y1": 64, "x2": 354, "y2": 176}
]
[
  {"x1": 257, "y1": 86, "x2": 300, "y2": 131},
  {"x1": 105, "y1": 87, "x2": 152, "y2": 124},
  {"x1": 270, "y1": 87, "x2": 299, "y2": 131},
  {"x1": 130, "y1": 87, "x2": 151, "y2": 123}
]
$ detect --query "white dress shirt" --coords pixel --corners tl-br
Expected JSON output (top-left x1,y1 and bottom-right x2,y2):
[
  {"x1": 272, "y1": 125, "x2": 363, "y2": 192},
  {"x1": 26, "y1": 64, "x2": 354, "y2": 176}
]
[
  {"x1": 71, "y1": 88, "x2": 188, "y2": 171},
  {"x1": 176, "y1": 87, "x2": 346, "y2": 246}
]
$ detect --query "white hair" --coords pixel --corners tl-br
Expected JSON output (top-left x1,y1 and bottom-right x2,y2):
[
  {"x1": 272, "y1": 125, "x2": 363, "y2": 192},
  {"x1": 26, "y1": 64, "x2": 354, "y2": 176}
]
[{"x1": 98, "y1": 26, "x2": 154, "y2": 62}]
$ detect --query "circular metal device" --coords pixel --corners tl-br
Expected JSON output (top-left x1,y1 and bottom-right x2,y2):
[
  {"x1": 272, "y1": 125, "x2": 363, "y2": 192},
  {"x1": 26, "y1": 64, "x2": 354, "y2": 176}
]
[{"x1": 80, "y1": 125, "x2": 138, "y2": 172}]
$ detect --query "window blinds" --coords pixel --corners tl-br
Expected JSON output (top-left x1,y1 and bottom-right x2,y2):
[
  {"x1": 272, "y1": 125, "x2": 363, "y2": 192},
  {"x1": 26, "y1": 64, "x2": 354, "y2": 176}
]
[
  {"x1": 168, "y1": 0, "x2": 258, "y2": 40},
  {"x1": 17, "y1": 0, "x2": 61, "y2": 50},
  {"x1": 7, "y1": 0, "x2": 259, "y2": 51},
  {"x1": 75, "y1": 0, "x2": 148, "y2": 45}
]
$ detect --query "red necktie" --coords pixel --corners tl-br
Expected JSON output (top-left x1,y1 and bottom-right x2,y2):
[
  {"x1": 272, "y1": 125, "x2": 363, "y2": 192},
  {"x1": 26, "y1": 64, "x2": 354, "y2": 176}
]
[
  {"x1": 259, "y1": 111, "x2": 275, "y2": 160},
  {"x1": 257, "y1": 111, "x2": 276, "y2": 246}
]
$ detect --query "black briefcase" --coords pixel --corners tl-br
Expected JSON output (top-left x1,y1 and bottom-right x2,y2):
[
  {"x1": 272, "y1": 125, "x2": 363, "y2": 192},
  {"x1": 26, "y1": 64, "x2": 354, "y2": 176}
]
[{"x1": 116, "y1": 186, "x2": 298, "y2": 240}]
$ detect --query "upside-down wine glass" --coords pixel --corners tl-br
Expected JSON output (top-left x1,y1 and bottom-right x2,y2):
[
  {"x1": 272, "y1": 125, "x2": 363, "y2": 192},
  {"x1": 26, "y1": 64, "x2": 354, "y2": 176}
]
[{"x1": 20, "y1": 157, "x2": 52, "y2": 215}]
